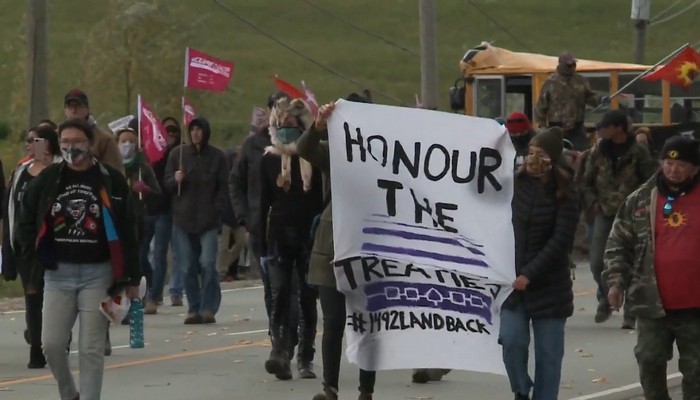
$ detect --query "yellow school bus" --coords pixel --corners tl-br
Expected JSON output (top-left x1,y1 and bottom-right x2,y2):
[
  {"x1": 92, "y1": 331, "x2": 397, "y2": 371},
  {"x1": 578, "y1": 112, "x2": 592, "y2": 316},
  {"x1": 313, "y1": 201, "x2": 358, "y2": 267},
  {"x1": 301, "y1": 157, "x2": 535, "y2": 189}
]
[{"x1": 453, "y1": 43, "x2": 700, "y2": 149}]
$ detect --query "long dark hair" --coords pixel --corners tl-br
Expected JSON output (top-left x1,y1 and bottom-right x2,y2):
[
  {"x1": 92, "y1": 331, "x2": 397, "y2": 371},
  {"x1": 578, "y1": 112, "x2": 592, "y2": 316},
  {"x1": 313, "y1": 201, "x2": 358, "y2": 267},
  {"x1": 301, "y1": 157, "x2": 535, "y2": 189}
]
[
  {"x1": 517, "y1": 162, "x2": 574, "y2": 204},
  {"x1": 33, "y1": 125, "x2": 61, "y2": 156}
]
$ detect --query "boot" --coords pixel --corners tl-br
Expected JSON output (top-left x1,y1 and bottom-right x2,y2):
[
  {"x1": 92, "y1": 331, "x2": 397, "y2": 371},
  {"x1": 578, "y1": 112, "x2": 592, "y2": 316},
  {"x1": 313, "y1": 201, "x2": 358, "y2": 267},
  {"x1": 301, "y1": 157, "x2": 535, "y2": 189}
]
[
  {"x1": 594, "y1": 301, "x2": 611, "y2": 323},
  {"x1": 358, "y1": 388, "x2": 373, "y2": 400},
  {"x1": 144, "y1": 300, "x2": 158, "y2": 315},
  {"x1": 297, "y1": 329, "x2": 317, "y2": 379},
  {"x1": 264, "y1": 327, "x2": 292, "y2": 380},
  {"x1": 28, "y1": 345, "x2": 46, "y2": 369},
  {"x1": 312, "y1": 383, "x2": 338, "y2": 400}
]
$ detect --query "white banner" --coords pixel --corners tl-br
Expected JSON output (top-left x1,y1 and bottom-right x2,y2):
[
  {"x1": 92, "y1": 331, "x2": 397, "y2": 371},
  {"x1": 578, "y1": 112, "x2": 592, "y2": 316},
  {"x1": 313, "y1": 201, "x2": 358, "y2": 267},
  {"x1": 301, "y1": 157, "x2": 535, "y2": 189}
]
[
  {"x1": 328, "y1": 100, "x2": 516, "y2": 375},
  {"x1": 107, "y1": 115, "x2": 134, "y2": 134}
]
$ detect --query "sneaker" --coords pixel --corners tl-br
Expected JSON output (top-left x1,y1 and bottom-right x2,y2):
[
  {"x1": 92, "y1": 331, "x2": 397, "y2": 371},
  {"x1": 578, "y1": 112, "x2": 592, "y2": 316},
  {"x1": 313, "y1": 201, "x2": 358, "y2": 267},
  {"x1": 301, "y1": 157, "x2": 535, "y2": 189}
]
[
  {"x1": 144, "y1": 301, "x2": 158, "y2": 315},
  {"x1": 184, "y1": 313, "x2": 203, "y2": 325},
  {"x1": 28, "y1": 345, "x2": 46, "y2": 369},
  {"x1": 514, "y1": 394, "x2": 530, "y2": 400},
  {"x1": 594, "y1": 302, "x2": 611, "y2": 323},
  {"x1": 621, "y1": 317, "x2": 636, "y2": 330},
  {"x1": 201, "y1": 312, "x2": 216, "y2": 324},
  {"x1": 171, "y1": 295, "x2": 184, "y2": 307}
]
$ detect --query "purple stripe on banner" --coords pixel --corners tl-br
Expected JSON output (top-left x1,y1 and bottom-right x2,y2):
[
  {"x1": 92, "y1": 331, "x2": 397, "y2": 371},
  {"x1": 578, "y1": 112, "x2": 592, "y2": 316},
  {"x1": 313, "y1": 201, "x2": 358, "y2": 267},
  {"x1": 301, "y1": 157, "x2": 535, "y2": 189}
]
[
  {"x1": 362, "y1": 227, "x2": 485, "y2": 256},
  {"x1": 361, "y1": 243, "x2": 488, "y2": 267},
  {"x1": 365, "y1": 218, "x2": 484, "y2": 248}
]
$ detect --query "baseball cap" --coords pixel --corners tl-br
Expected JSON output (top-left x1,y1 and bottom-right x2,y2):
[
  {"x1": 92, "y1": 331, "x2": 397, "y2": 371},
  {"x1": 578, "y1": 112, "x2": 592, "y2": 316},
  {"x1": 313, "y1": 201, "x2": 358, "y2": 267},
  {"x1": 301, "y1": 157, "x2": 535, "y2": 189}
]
[
  {"x1": 597, "y1": 109, "x2": 628, "y2": 130},
  {"x1": 64, "y1": 89, "x2": 89, "y2": 106}
]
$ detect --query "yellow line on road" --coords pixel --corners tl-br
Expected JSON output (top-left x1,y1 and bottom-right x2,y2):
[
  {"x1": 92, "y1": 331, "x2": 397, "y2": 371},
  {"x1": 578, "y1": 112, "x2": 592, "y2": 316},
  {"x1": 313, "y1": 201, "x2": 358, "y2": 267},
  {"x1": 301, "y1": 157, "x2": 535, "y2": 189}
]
[{"x1": 0, "y1": 339, "x2": 268, "y2": 387}]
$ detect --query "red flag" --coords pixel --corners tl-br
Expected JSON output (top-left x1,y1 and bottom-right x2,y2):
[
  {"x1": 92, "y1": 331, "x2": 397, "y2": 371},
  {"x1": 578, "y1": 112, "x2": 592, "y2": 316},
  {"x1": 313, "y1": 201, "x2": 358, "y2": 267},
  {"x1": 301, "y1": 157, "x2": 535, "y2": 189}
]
[
  {"x1": 301, "y1": 80, "x2": 319, "y2": 116},
  {"x1": 184, "y1": 48, "x2": 234, "y2": 92},
  {"x1": 642, "y1": 46, "x2": 700, "y2": 89},
  {"x1": 138, "y1": 96, "x2": 168, "y2": 164},
  {"x1": 272, "y1": 76, "x2": 305, "y2": 100},
  {"x1": 182, "y1": 97, "x2": 196, "y2": 128}
]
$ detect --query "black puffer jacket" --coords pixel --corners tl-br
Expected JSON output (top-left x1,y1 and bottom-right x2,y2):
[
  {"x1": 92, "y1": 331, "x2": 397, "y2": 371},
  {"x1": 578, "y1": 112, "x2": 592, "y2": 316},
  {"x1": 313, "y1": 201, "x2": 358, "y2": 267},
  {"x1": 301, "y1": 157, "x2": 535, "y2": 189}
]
[{"x1": 507, "y1": 170, "x2": 579, "y2": 319}]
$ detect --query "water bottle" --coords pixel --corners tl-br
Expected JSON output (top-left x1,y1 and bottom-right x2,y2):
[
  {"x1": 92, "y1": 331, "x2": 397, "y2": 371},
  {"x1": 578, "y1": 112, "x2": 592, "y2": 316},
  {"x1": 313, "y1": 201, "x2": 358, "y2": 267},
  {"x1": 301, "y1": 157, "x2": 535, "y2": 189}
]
[{"x1": 129, "y1": 299, "x2": 145, "y2": 349}]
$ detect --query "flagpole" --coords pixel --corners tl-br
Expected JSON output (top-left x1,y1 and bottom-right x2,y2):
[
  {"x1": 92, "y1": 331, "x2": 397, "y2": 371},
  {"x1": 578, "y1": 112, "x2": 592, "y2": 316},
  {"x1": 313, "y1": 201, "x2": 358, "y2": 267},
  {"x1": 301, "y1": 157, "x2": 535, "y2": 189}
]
[
  {"x1": 137, "y1": 95, "x2": 143, "y2": 201},
  {"x1": 179, "y1": 49, "x2": 189, "y2": 197},
  {"x1": 608, "y1": 43, "x2": 690, "y2": 100}
]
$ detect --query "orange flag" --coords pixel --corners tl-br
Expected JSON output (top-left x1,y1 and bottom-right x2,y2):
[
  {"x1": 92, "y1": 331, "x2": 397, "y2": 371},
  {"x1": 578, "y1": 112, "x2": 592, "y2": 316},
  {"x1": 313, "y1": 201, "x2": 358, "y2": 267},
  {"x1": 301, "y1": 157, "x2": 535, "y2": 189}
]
[
  {"x1": 642, "y1": 46, "x2": 700, "y2": 89},
  {"x1": 271, "y1": 75, "x2": 305, "y2": 99}
]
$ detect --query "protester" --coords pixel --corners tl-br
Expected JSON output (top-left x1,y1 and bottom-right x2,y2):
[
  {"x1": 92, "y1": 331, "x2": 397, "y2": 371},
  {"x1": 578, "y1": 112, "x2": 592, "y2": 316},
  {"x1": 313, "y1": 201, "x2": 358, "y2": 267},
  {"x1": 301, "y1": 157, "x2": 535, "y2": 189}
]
[
  {"x1": 230, "y1": 92, "x2": 289, "y2": 321},
  {"x1": 500, "y1": 128, "x2": 580, "y2": 400},
  {"x1": 1, "y1": 126, "x2": 61, "y2": 369},
  {"x1": 15, "y1": 118, "x2": 141, "y2": 400},
  {"x1": 604, "y1": 136, "x2": 700, "y2": 399},
  {"x1": 582, "y1": 110, "x2": 656, "y2": 328},
  {"x1": 145, "y1": 119, "x2": 185, "y2": 309},
  {"x1": 17, "y1": 127, "x2": 39, "y2": 166},
  {"x1": 115, "y1": 127, "x2": 161, "y2": 314},
  {"x1": 298, "y1": 95, "x2": 377, "y2": 400},
  {"x1": 506, "y1": 111, "x2": 536, "y2": 172},
  {"x1": 165, "y1": 117, "x2": 229, "y2": 324},
  {"x1": 260, "y1": 97, "x2": 322, "y2": 381},
  {"x1": 63, "y1": 89, "x2": 123, "y2": 174},
  {"x1": 217, "y1": 147, "x2": 245, "y2": 281},
  {"x1": 534, "y1": 51, "x2": 607, "y2": 151}
]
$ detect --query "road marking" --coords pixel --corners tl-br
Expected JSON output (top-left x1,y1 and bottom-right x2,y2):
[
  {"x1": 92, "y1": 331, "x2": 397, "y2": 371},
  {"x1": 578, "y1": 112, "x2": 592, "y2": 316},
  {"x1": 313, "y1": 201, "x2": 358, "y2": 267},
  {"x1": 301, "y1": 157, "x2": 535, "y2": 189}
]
[
  {"x1": 0, "y1": 338, "x2": 269, "y2": 386},
  {"x1": 69, "y1": 344, "x2": 148, "y2": 355},
  {"x1": 224, "y1": 329, "x2": 268, "y2": 336},
  {"x1": 0, "y1": 285, "x2": 264, "y2": 315},
  {"x1": 568, "y1": 372, "x2": 682, "y2": 400},
  {"x1": 574, "y1": 289, "x2": 595, "y2": 297}
]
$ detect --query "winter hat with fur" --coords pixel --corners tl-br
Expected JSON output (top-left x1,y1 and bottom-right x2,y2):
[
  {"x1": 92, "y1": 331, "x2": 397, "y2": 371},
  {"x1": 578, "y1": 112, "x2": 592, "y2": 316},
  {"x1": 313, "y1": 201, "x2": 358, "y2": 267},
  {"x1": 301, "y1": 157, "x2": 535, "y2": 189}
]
[{"x1": 266, "y1": 97, "x2": 314, "y2": 192}]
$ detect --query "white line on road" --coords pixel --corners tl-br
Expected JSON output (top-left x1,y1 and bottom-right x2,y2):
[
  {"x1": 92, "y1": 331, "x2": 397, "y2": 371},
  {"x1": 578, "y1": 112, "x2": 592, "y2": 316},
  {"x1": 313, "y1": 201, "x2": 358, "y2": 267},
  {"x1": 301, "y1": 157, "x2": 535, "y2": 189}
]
[
  {"x1": 69, "y1": 344, "x2": 149, "y2": 354},
  {"x1": 224, "y1": 329, "x2": 268, "y2": 336},
  {"x1": 568, "y1": 372, "x2": 682, "y2": 400},
  {"x1": 0, "y1": 285, "x2": 264, "y2": 315}
]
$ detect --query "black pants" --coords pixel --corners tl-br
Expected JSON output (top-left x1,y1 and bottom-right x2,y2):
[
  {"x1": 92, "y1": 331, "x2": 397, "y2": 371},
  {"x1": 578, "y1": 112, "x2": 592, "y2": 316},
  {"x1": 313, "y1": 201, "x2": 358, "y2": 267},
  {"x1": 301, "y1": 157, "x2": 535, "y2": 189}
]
[
  {"x1": 319, "y1": 286, "x2": 376, "y2": 393},
  {"x1": 267, "y1": 227, "x2": 318, "y2": 358},
  {"x1": 19, "y1": 268, "x2": 43, "y2": 349}
]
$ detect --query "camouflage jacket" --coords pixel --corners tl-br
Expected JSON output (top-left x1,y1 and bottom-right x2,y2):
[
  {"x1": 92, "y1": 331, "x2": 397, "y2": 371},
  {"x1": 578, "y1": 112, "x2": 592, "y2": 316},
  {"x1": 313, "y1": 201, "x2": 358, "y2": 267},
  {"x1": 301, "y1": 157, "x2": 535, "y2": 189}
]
[
  {"x1": 534, "y1": 72, "x2": 599, "y2": 128},
  {"x1": 582, "y1": 138, "x2": 657, "y2": 217},
  {"x1": 603, "y1": 176, "x2": 665, "y2": 318}
]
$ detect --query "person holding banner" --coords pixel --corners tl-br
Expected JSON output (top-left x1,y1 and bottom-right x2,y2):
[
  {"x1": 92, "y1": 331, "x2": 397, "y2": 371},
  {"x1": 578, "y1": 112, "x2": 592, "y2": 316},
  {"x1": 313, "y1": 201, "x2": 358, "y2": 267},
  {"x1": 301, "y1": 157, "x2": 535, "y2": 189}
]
[
  {"x1": 165, "y1": 117, "x2": 229, "y2": 324},
  {"x1": 297, "y1": 95, "x2": 377, "y2": 400},
  {"x1": 15, "y1": 118, "x2": 141, "y2": 400},
  {"x1": 501, "y1": 128, "x2": 580, "y2": 400},
  {"x1": 115, "y1": 127, "x2": 161, "y2": 313},
  {"x1": 259, "y1": 97, "x2": 322, "y2": 381}
]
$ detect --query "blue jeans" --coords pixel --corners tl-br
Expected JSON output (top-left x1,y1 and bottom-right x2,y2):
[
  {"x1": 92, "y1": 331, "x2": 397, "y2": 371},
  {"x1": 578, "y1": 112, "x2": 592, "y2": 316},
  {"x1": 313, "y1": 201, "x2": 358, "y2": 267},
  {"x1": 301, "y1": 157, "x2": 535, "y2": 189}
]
[
  {"x1": 43, "y1": 262, "x2": 112, "y2": 400},
  {"x1": 149, "y1": 213, "x2": 183, "y2": 301},
  {"x1": 173, "y1": 226, "x2": 221, "y2": 315},
  {"x1": 499, "y1": 302, "x2": 566, "y2": 400}
]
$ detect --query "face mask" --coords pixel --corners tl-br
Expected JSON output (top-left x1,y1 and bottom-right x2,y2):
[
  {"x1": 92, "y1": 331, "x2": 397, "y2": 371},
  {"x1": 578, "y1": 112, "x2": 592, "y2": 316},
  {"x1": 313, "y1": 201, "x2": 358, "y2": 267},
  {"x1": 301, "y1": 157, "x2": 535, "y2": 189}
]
[
  {"x1": 525, "y1": 154, "x2": 552, "y2": 177},
  {"x1": 61, "y1": 146, "x2": 91, "y2": 166},
  {"x1": 119, "y1": 142, "x2": 136, "y2": 160},
  {"x1": 277, "y1": 127, "x2": 302, "y2": 145}
]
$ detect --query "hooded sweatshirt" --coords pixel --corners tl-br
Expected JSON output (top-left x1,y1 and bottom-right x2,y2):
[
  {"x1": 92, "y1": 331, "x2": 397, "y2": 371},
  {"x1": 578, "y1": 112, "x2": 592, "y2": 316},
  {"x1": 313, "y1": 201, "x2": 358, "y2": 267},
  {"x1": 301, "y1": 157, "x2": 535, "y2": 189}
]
[{"x1": 164, "y1": 117, "x2": 230, "y2": 234}]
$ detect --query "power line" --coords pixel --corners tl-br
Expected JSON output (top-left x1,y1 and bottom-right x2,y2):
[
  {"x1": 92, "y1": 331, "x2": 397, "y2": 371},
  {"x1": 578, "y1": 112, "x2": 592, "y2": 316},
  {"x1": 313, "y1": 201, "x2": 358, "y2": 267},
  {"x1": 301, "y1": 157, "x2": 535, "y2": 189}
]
[
  {"x1": 649, "y1": 0, "x2": 699, "y2": 27},
  {"x1": 650, "y1": 0, "x2": 683, "y2": 22},
  {"x1": 301, "y1": 0, "x2": 460, "y2": 78},
  {"x1": 466, "y1": 0, "x2": 534, "y2": 53},
  {"x1": 212, "y1": 0, "x2": 406, "y2": 105}
]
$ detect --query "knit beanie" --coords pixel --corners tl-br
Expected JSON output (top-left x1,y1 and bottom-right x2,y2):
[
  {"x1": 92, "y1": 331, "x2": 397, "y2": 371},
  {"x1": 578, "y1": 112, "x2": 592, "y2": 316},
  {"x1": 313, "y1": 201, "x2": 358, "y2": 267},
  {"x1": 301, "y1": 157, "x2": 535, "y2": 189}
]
[
  {"x1": 505, "y1": 112, "x2": 531, "y2": 135},
  {"x1": 661, "y1": 136, "x2": 700, "y2": 166},
  {"x1": 530, "y1": 128, "x2": 563, "y2": 163}
]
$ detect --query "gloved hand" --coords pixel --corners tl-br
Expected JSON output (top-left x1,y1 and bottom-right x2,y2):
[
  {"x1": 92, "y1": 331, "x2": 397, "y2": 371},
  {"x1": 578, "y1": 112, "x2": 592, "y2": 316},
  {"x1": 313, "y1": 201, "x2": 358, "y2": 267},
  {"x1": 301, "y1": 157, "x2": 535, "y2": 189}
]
[
  {"x1": 600, "y1": 96, "x2": 611, "y2": 105},
  {"x1": 132, "y1": 180, "x2": 151, "y2": 194}
]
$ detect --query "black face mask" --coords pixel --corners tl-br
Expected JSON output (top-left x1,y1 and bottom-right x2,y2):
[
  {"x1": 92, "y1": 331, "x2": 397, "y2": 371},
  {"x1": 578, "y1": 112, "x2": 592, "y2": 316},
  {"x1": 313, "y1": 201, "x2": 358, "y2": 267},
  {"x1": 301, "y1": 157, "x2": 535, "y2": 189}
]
[
  {"x1": 557, "y1": 63, "x2": 576, "y2": 77},
  {"x1": 511, "y1": 133, "x2": 532, "y2": 149}
]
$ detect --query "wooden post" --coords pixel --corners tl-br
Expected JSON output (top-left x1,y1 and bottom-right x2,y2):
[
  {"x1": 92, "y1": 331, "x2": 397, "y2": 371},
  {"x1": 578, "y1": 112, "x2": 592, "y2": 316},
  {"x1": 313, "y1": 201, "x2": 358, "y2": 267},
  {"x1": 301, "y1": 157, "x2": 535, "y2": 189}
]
[
  {"x1": 661, "y1": 80, "x2": 671, "y2": 125},
  {"x1": 610, "y1": 71, "x2": 620, "y2": 110},
  {"x1": 26, "y1": 0, "x2": 49, "y2": 128}
]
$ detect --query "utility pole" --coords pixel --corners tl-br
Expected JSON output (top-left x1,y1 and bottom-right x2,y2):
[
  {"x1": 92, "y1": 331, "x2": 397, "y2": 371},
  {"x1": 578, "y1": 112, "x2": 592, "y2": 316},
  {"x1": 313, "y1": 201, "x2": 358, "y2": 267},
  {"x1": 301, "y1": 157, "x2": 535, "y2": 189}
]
[
  {"x1": 419, "y1": 0, "x2": 439, "y2": 109},
  {"x1": 27, "y1": 0, "x2": 49, "y2": 128},
  {"x1": 631, "y1": 0, "x2": 651, "y2": 63}
]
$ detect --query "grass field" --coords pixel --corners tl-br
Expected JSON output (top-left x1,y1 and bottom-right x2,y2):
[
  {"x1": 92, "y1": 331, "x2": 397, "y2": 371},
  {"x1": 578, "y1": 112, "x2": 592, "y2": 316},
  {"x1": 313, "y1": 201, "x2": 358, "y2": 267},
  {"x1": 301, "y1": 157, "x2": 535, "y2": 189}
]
[{"x1": 0, "y1": 1, "x2": 697, "y2": 297}]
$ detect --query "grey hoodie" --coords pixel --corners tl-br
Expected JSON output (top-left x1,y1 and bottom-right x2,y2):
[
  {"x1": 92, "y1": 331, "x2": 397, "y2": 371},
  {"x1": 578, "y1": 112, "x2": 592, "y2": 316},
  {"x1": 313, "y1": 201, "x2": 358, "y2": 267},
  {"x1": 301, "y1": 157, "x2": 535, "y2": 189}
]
[{"x1": 164, "y1": 117, "x2": 229, "y2": 234}]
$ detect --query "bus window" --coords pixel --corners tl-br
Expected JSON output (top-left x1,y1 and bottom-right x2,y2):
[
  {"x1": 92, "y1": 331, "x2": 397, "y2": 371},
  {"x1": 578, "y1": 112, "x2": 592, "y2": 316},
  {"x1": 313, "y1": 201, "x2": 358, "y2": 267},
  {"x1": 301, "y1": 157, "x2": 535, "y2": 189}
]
[{"x1": 474, "y1": 77, "x2": 504, "y2": 119}]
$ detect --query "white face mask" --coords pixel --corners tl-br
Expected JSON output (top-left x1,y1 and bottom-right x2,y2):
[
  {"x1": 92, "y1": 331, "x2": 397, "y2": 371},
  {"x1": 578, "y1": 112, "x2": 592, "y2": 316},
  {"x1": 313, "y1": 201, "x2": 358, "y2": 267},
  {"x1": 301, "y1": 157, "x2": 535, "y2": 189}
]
[{"x1": 119, "y1": 142, "x2": 136, "y2": 160}]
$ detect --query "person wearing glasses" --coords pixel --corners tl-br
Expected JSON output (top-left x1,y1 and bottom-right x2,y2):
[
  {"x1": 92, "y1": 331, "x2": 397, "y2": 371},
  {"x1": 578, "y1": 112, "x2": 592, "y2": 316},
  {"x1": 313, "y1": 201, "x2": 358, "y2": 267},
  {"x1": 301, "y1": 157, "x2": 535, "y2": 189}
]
[
  {"x1": 2, "y1": 126, "x2": 63, "y2": 369},
  {"x1": 604, "y1": 136, "x2": 700, "y2": 399},
  {"x1": 582, "y1": 109, "x2": 656, "y2": 329}
]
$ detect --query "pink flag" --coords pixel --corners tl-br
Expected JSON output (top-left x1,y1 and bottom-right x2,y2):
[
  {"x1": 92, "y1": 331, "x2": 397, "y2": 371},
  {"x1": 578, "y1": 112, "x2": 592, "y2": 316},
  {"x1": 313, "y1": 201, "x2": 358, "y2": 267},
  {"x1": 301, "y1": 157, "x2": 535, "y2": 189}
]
[
  {"x1": 138, "y1": 96, "x2": 168, "y2": 164},
  {"x1": 182, "y1": 97, "x2": 196, "y2": 128},
  {"x1": 301, "y1": 80, "x2": 319, "y2": 117},
  {"x1": 184, "y1": 48, "x2": 234, "y2": 92}
]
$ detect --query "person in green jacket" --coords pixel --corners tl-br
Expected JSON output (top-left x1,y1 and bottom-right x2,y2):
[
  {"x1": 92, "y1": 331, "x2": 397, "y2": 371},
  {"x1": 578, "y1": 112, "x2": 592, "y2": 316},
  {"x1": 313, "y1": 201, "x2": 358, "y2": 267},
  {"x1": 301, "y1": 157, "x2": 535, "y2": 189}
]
[{"x1": 15, "y1": 118, "x2": 141, "y2": 400}]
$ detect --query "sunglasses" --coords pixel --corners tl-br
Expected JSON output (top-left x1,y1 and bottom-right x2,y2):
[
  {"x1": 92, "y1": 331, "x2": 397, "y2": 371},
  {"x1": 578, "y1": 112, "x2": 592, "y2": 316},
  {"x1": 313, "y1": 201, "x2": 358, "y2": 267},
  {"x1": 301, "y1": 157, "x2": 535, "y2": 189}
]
[
  {"x1": 663, "y1": 195, "x2": 677, "y2": 218},
  {"x1": 26, "y1": 137, "x2": 44, "y2": 144}
]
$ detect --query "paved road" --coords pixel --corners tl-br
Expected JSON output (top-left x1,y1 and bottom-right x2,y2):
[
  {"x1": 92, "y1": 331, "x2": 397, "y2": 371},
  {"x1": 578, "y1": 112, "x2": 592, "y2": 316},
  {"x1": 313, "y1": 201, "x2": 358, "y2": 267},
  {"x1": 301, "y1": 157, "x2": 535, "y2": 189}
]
[{"x1": 0, "y1": 263, "x2": 681, "y2": 400}]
